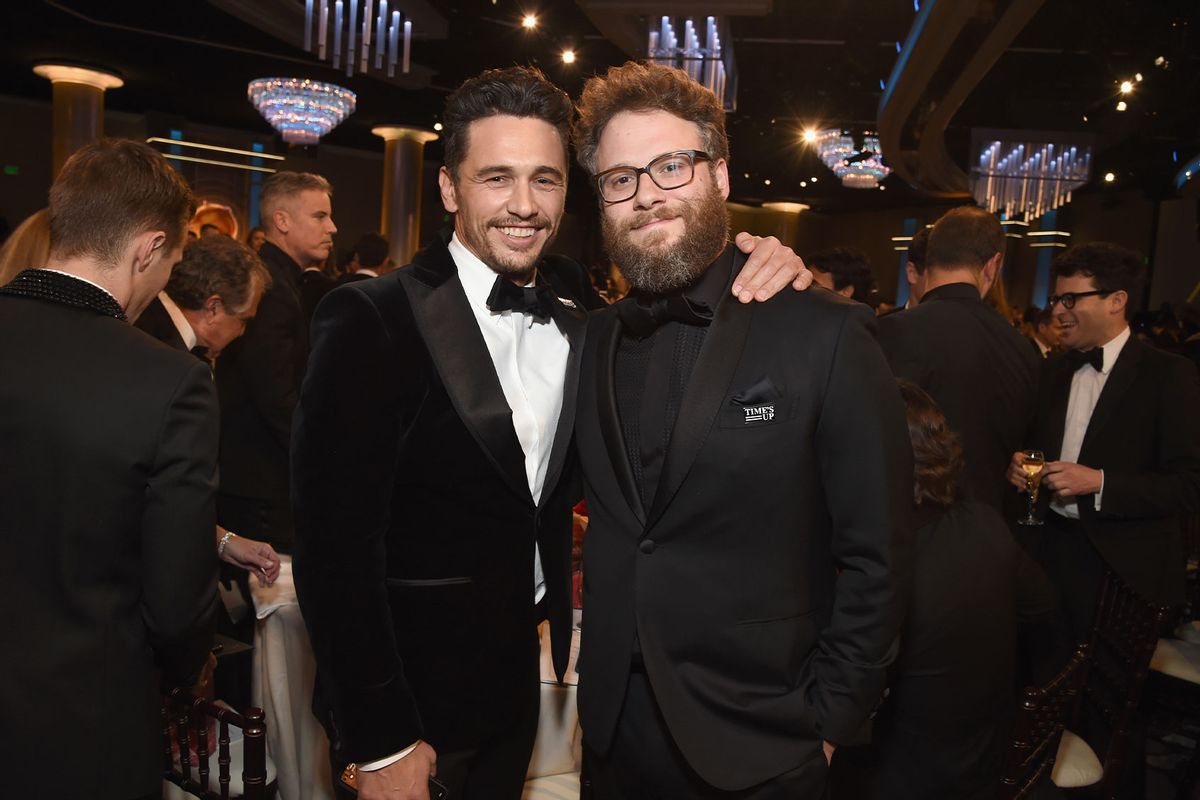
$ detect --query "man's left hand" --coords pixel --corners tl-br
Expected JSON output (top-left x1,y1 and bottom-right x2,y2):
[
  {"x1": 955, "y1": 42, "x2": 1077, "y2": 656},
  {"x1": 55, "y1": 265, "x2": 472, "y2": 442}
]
[
  {"x1": 1043, "y1": 461, "x2": 1103, "y2": 498},
  {"x1": 730, "y1": 232, "x2": 813, "y2": 303}
]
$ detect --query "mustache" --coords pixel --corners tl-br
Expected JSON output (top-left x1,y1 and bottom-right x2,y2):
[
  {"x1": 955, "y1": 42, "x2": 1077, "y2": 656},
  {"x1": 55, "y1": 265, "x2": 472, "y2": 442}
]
[
  {"x1": 626, "y1": 208, "x2": 681, "y2": 231},
  {"x1": 490, "y1": 216, "x2": 551, "y2": 229}
]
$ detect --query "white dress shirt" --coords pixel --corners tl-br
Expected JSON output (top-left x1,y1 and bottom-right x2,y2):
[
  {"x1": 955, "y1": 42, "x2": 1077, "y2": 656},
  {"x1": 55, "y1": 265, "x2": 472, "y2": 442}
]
[
  {"x1": 1050, "y1": 326, "x2": 1130, "y2": 519},
  {"x1": 359, "y1": 234, "x2": 570, "y2": 772},
  {"x1": 158, "y1": 291, "x2": 198, "y2": 350}
]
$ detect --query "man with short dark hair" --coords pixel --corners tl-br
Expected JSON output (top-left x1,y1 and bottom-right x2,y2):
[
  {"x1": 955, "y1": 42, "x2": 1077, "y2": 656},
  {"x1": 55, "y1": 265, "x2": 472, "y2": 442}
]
[
  {"x1": 903, "y1": 225, "x2": 930, "y2": 309},
  {"x1": 571, "y1": 61, "x2": 910, "y2": 800},
  {"x1": 1007, "y1": 242, "x2": 1200, "y2": 641},
  {"x1": 808, "y1": 246, "x2": 874, "y2": 303},
  {"x1": 200, "y1": 222, "x2": 223, "y2": 238},
  {"x1": 293, "y1": 65, "x2": 809, "y2": 800},
  {"x1": 217, "y1": 171, "x2": 336, "y2": 552},
  {"x1": 137, "y1": 235, "x2": 271, "y2": 360},
  {"x1": 0, "y1": 139, "x2": 218, "y2": 800},
  {"x1": 337, "y1": 232, "x2": 393, "y2": 284},
  {"x1": 879, "y1": 205, "x2": 1040, "y2": 511},
  {"x1": 1029, "y1": 305, "x2": 1060, "y2": 358}
]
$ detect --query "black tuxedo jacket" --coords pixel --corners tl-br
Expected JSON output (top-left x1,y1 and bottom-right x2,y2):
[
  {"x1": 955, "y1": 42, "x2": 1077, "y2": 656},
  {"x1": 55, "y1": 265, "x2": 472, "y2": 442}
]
[
  {"x1": 301, "y1": 267, "x2": 337, "y2": 323},
  {"x1": 292, "y1": 237, "x2": 598, "y2": 763},
  {"x1": 1030, "y1": 337, "x2": 1200, "y2": 605},
  {"x1": 215, "y1": 241, "x2": 309, "y2": 549},
  {"x1": 575, "y1": 254, "x2": 913, "y2": 791},
  {"x1": 136, "y1": 295, "x2": 187, "y2": 350},
  {"x1": 0, "y1": 271, "x2": 219, "y2": 799},
  {"x1": 878, "y1": 282, "x2": 1040, "y2": 510}
]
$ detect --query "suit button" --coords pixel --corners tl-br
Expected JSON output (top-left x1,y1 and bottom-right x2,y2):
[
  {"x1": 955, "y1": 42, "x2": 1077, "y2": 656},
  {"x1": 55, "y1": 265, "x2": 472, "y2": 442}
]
[{"x1": 640, "y1": 539, "x2": 656, "y2": 554}]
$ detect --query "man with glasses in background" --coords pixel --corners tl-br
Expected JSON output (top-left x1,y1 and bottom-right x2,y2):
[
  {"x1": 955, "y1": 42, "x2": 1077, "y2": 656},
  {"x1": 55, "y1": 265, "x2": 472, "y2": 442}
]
[{"x1": 1007, "y1": 242, "x2": 1200, "y2": 643}]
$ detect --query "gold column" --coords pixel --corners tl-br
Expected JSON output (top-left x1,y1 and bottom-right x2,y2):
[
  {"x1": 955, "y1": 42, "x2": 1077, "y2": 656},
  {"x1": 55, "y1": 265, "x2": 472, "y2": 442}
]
[
  {"x1": 372, "y1": 126, "x2": 438, "y2": 265},
  {"x1": 34, "y1": 65, "x2": 124, "y2": 178}
]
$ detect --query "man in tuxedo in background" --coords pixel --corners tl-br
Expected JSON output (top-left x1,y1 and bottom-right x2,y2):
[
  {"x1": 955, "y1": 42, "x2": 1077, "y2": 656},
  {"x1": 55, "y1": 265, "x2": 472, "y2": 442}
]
[
  {"x1": 216, "y1": 171, "x2": 335, "y2": 553},
  {"x1": 0, "y1": 139, "x2": 218, "y2": 800},
  {"x1": 337, "y1": 232, "x2": 393, "y2": 285},
  {"x1": 571, "y1": 62, "x2": 911, "y2": 799},
  {"x1": 807, "y1": 246, "x2": 875, "y2": 303},
  {"x1": 137, "y1": 233, "x2": 270, "y2": 361},
  {"x1": 1008, "y1": 243, "x2": 1200, "y2": 642},
  {"x1": 879, "y1": 206, "x2": 1039, "y2": 511},
  {"x1": 293, "y1": 65, "x2": 809, "y2": 800}
]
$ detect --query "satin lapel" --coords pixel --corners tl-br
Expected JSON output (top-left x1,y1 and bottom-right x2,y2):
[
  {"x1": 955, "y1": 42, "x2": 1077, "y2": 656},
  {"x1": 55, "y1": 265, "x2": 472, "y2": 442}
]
[
  {"x1": 398, "y1": 248, "x2": 533, "y2": 505},
  {"x1": 539, "y1": 294, "x2": 588, "y2": 507},
  {"x1": 1080, "y1": 338, "x2": 1143, "y2": 457},
  {"x1": 1043, "y1": 360, "x2": 1074, "y2": 460},
  {"x1": 596, "y1": 311, "x2": 646, "y2": 524},
  {"x1": 645, "y1": 269, "x2": 753, "y2": 530}
]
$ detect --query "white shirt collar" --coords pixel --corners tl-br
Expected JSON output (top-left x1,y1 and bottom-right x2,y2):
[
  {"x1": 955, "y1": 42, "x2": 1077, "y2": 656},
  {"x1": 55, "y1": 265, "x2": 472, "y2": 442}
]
[
  {"x1": 1095, "y1": 325, "x2": 1131, "y2": 375},
  {"x1": 158, "y1": 291, "x2": 198, "y2": 351},
  {"x1": 357, "y1": 268, "x2": 379, "y2": 278},
  {"x1": 448, "y1": 232, "x2": 536, "y2": 312},
  {"x1": 40, "y1": 268, "x2": 121, "y2": 307}
]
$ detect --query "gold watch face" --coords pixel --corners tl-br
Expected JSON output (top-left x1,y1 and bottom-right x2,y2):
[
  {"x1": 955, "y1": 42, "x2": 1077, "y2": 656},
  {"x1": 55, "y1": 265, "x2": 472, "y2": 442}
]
[{"x1": 340, "y1": 763, "x2": 358, "y2": 791}]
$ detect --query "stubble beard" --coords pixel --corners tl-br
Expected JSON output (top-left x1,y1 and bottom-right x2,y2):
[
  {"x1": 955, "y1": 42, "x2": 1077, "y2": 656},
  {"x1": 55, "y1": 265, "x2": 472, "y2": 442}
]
[
  {"x1": 602, "y1": 182, "x2": 730, "y2": 295},
  {"x1": 464, "y1": 215, "x2": 556, "y2": 282}
]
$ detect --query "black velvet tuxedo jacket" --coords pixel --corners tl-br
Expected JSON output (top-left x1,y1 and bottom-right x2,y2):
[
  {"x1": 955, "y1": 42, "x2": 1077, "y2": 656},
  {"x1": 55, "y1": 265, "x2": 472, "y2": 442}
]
[
  {"x1": 292, "y1": 237, "x2": 598, "y2": 763},
  {"x1": 135, "y1": 294, "x2": 187, "y2": 350},
  {"x1": 0, "y1": 272, "x2": 219, "y2": 799},
  {"x1": 1029, "y1": 337, "x2": 1200, "y2": 605},
  {"x1": 215, "y1": 241, "x2": 309, "y2": 549},
  {"x1": 575, "y1": 256, "x2": 914, "y2": 792},
  {"x1": 878, "y1": 282, "x2": 1041, "y2": 511}
]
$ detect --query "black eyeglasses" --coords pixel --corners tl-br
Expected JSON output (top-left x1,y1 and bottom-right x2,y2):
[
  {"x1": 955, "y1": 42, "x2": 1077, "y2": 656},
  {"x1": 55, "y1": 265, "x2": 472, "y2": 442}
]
[
  {"x1": 593, "y1": 150, "x2": 710, "y2": 204},
  {"x1": 1047, "y1": 290, "x2": 1112, "y2": 310}
]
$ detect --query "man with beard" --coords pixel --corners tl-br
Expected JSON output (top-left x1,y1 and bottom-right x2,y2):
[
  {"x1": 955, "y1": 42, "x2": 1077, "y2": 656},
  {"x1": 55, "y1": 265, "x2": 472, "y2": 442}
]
[
  {"x1": 291, "y1": 66, "x2": 810, "y2": 800},
  {"x1": 571, "y1": 62, "x2": 912, "y2": 799}
]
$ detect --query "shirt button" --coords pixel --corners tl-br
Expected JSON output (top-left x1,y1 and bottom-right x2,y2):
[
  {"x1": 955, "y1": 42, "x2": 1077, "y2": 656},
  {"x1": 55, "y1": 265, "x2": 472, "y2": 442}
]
[{"x1": 639, "y1": 539, "x2": 656, "y2": 555}]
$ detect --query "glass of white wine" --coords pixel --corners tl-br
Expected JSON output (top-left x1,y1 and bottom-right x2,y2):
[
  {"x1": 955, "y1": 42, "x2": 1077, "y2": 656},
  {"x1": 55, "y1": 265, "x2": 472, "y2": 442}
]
[{"x1": 1017, "y1": 450, "x2": 1045, "y2": 527}]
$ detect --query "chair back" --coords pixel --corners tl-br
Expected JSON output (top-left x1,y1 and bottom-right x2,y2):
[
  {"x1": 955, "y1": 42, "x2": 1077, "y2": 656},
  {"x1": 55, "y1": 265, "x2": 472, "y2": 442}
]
[
  {"x1": 999, "y1": 645, "x2": 1090, "y2": 799},
  {"x1": 162, "y1": 687, "x2": 268, "y2": 800},
  {"x1": 1078, "y1": 569, "x2": 1173, "y2": 798}
]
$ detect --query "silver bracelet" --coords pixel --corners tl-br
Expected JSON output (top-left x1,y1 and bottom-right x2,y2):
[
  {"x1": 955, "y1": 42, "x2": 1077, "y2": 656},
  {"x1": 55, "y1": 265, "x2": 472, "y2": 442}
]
[{"x1": 217, "y1": 530, "x2": 236, "y2": 558}]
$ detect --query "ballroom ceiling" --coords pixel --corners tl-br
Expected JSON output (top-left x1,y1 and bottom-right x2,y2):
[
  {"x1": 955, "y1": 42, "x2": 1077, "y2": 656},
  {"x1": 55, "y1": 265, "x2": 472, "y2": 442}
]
[{"x1": 1, "y1": 0, "x2": 1196, "y2": 213}]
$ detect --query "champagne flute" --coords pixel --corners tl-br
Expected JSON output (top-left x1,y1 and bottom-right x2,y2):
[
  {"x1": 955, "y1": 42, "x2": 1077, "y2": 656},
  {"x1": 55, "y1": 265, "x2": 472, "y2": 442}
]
[{"x1": 1017, "y1": 450, "x2": 1045, "y2": 526}]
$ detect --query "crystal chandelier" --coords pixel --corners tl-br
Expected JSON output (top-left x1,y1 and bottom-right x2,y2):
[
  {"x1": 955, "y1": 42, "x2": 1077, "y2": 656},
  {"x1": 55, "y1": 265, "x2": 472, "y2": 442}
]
[
  {"x1": 970, "y1": 131, "x2": 1093, "y2": 220},
  {"x1": 303, "y1": 0, "x2": 411, "y2": 78},
  {"x1": 816, "y1": 129, "x2": 891, "y2": 189},
  {"x1": 647, "y1": 15, "x2": 735, "y2": 111},
  {"x1": 247, "y1": 78, "x2": 356, "y2": 145}
]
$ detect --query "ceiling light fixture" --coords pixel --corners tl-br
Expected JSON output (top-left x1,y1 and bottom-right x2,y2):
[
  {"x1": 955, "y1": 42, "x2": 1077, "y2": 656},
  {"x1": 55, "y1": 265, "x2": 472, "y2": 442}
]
[
  {"x1": 648, "y1": 15, "x2": 733, "y2": 111},
  {"x1": 522, "y1": 13, "x2": 538, "y2": 29},
  {"x1": 813, "y1": 129, "x2": 891, "y2": 189},
  {"x1": 1104, "y1": 172, "x2": 1115, "y2": 183},
  {"x1": 303, "y1": 0, "x2": 411, "y2": 78},
  {"x1": 248, "y1": 78, "x2": 357, "y2": 145},
  {"x1": 1119, "y1": 80, "x2": 1133, "y2": 94},
  {"x1": 970, "y1": 133, "x2": 1093, "y2": 220},
  {"x1": 1116, "y1": 100, "x2": 1127, "y2": 111},
  {"x1": 801, "y1": 128, "x2": 817, "y2": 144},
  {"x1": 561, "y1": 49, "x2": 576, "y2": 64}
]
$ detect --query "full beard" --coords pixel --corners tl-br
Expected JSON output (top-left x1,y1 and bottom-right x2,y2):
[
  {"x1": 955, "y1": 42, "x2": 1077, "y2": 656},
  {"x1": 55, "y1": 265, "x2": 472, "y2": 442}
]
[{"x1": 602, "y1": 182, "x2": 730, "y2": 295}]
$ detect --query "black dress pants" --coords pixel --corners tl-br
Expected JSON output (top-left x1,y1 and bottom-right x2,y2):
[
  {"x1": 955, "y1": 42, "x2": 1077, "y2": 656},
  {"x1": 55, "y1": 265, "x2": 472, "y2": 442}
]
[
  {"x1": 1037, "y1": 511, "x2": 1107, "y2": 645},
  {"x1": 585, "y1": 670, "x2": 829, "y2": 800}
]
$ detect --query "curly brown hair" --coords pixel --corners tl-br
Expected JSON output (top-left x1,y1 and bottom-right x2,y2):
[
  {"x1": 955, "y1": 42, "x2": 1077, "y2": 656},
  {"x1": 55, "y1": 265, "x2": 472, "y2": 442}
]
[
  {"x1": 897, "y1": 380, "x2": 964, "y2": 507},
  {"x1": 572, "y1": 61, "x2": 729, "y2": 175}
]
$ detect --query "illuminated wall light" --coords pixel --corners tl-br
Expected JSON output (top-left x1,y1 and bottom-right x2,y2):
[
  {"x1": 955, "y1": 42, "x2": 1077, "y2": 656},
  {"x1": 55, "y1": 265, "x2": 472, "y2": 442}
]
[
  {"x1": 1116, "y1": 100, "x2": 1127, "y2": 111},
  {"x1": 561, "y1": 49, "x2": 576, "y2": 64},
  {"x1": 522, "y1": 13, "x2": 538, "y2": 29}
]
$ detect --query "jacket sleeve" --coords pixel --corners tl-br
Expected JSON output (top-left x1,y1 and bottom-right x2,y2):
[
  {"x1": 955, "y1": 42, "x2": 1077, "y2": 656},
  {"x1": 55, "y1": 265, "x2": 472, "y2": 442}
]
[
  {"x1": 142, "y1": 360, "x2": 220, "y2": 686},
  {"x1": 1097, "y1": 356, "x2": 1200, "y2": 519},
  {"x1": 232, "y1": 282, "x2": 304, "y2": 450},
  {"x1": 810, "y1": 304, "x2": 914, "y2": 743},
  {"x1": 291, "y1": 285, "x2": 424, "y2": 764}
]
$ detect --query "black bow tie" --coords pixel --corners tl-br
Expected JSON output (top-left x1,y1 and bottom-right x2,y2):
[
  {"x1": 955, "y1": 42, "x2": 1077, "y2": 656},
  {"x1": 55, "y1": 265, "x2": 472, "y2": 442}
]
[
  {"x1": 486, "y1": 275, "x2": 554, "y2": 320},
  {"x1": 616, "y1": 293, "x2": 713, "y2": 340},
  {"x1": 1065, "y1": 347, "x2": 1104, "y2": 373}
]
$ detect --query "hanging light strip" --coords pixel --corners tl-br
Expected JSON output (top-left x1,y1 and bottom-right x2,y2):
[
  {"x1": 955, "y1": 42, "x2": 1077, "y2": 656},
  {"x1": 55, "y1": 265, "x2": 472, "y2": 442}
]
[
  {"x1": 648, "y1": 15, "x2": 732, "y2": 111},
  {"x1": 159, "y1": 153, "x2": 278, "y2": 174},
  {"x1": 145, "y1": 138, "x2": 286, "y2": 161},
  {"x1": 970, "y1": 132, "x2": 1093, "y2": 221},
  {"x1": 305, "y1": 0, "x2": 412, "y2": 77},
  {"x1": 248, "y1": 78, "x2": 357, "y2": 145}
]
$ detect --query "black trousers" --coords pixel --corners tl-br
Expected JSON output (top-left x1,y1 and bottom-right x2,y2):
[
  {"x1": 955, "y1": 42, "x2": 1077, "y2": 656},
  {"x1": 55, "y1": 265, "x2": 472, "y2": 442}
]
[
  {"x1": 585, "y1": 671, "x2": 829, "y2": 800},
  {"x1": 1037, "y1": 511, "x2": 1107, "y2": 645},
  {"x1": 331, "y1": 665, "x2": 541, "y2": 800}
]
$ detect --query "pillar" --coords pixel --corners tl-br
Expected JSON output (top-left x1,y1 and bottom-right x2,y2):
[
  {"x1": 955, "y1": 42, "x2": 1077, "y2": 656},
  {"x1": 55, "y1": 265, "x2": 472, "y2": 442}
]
[
  {"x1": 371, "y1": 126, "x2": 438, "y2": 265},
  {"x1": 33, "y1": 65, "x2": 124, "y2": 178}
]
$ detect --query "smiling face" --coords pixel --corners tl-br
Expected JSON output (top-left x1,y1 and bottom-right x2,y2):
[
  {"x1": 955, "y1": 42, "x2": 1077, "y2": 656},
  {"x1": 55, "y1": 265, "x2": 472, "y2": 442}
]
[
  {"x1": 595, "y1": 110, "x2": 730, "y2": 294},
  {"x1": 1052, "y1": 273, "x2": 1127, "y2": 351},
  {"x1": 438, "y1": 115, "x2": 567, "y2": 282}
]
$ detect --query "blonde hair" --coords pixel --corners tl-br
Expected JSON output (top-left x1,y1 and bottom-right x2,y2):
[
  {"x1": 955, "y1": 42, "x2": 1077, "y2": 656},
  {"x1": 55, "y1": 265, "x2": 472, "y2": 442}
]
[
  {"x1": 0, "y1": 209, "x2": 51, "y2": 286},
  {"x1": 259, "y1": 172, "x2": 332, "y2": 229}
]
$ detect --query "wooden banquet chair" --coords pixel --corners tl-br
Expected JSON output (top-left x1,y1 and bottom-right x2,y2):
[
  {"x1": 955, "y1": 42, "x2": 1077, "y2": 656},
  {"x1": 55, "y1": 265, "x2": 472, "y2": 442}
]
[
  {"x1": 999, "y1": 645, "x2": 1091, "y2": 799},
  {"x1": 161, "y1": 687, "x2": 274, "y2": 799}
]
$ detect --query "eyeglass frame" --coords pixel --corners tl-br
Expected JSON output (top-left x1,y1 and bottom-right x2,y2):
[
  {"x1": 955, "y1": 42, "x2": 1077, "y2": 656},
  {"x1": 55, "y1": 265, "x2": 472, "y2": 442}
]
[
  {"x1": 592, "y1": 149, "x2": 711, "y2": 205},
  {"x1": 1047, "y1": 290, "x2": 1114, "y2": 310}
]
